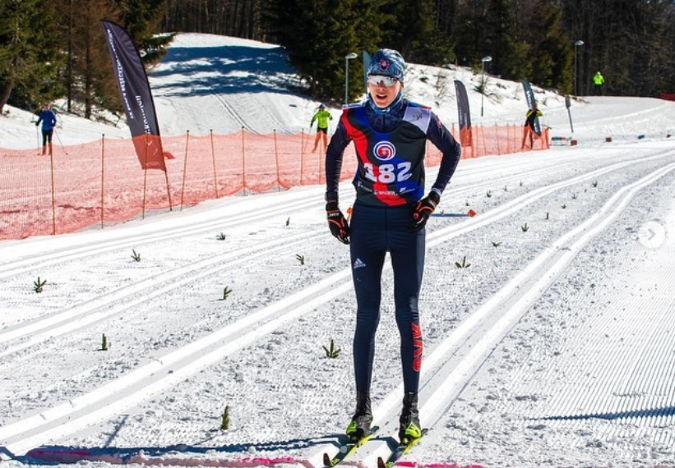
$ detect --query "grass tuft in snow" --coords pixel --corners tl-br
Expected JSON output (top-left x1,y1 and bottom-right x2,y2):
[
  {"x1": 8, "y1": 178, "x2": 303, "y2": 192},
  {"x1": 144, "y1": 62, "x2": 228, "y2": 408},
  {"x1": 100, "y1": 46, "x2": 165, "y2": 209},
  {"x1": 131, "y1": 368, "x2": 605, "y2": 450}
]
[
  {"x1": 296, "y1": 254, "x2": 305, "y2": 266},
  {"x1": 33, "y1": 276, "x2": 47, "y2": 293},
  {"x1": 455, "y1": 256, "x2": 471, "y2": 268},
  {"x1": 221, "y1": 405, "x2": 230, "y2": 430},
  {"x1": 131, "y1": 249, "x2": 142, "y2": 262},
  {"x1": 323, "y1": 339, "x2": 341, "y2": 359},
  {"x1": 101, "y1": 333, "x2": 109, "y2": 351}
]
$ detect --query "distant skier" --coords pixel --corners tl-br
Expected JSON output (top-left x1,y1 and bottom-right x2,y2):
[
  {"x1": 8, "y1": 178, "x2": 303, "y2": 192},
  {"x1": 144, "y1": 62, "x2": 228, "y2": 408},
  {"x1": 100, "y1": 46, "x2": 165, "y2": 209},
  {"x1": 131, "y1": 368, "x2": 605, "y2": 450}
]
[
  {"x1": 324, "y1": 49, "x2": 461, "y2": 445},
  {"x1": 522, "y1": 102, "x2": 542, "y2": 149},
  {"x1": 36, "y1": 103, "x2": 57, "y2": 155},
  {"x1": 310, "y1": 104, "x2": 332, "y2": 152},
  {"x1": 593, "y1": 71, "x2": 605, "y2": 96}
]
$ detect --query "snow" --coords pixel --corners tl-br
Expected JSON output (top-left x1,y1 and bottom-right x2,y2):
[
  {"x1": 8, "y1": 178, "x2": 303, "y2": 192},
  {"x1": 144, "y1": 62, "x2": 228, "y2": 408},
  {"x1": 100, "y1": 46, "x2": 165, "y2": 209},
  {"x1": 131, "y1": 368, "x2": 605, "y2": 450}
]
[{"x1": 2, "y1": 33, "x2": 675, "y2": 468}]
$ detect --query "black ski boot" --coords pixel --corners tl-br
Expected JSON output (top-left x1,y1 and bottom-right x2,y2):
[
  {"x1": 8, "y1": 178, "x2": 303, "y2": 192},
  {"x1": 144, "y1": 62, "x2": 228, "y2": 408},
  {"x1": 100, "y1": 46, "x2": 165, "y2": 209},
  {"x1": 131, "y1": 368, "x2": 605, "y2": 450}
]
[
  {"x1": 398, "y1": 392, "x2": 422, "y2": 444},
  {"x1": 346, "y1": 391, "x2": 373, "y2": 441}
]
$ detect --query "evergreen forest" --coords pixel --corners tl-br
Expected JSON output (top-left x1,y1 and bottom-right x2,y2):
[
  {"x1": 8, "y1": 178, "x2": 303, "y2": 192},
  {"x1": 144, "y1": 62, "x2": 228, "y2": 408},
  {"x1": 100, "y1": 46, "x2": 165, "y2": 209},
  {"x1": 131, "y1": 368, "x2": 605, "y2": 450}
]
[{"x1": 2, "y1": 0, "x2": 674, "y2": 116}]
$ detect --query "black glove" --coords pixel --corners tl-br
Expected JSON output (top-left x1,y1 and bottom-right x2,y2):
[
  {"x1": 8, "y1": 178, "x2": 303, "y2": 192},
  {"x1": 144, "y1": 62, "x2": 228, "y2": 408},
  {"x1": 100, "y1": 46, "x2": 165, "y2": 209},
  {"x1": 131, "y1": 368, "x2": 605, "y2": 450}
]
[
  {"x1": 326, "y1": 200, "x2": 350, "y2": 244},
  {"x1": 35, "y1": 122, "x2": 39, "y2": 127},
  {"x1": 411, "y1": 191, "x2": 441, "y2": 233}
]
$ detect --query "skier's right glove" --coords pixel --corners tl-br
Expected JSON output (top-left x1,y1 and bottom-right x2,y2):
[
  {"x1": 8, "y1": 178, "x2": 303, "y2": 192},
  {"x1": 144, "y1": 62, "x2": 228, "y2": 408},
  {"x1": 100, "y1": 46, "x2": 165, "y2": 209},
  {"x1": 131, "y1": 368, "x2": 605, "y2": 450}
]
[{"x1": 326, "y1": 200, "x2": 350, "y2": 244}]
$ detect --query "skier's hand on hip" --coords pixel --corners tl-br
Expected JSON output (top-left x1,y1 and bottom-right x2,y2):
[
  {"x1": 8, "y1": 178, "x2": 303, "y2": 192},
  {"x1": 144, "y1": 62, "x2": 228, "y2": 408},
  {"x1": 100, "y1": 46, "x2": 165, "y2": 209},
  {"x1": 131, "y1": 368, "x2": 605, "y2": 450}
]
[
  {"x1": 411, "y1": 191, "x2": 440, "y2": 233},
  {"x1": 326, "y1": 200, "x2": 350, "y2": 244}
]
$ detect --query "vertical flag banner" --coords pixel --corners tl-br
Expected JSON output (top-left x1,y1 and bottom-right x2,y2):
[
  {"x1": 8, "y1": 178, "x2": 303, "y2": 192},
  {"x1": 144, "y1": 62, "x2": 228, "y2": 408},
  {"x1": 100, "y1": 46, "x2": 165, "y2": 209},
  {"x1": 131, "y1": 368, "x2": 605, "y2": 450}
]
[
  {"x1": 101, "y1": 20, "x2": 167, "y2": 171},
  {"x1": 454, "y1": 80, "x2": 472, "y2": 146},
  {"x1": 521, "y1": 80, "x2": 542, "y2": 136}
]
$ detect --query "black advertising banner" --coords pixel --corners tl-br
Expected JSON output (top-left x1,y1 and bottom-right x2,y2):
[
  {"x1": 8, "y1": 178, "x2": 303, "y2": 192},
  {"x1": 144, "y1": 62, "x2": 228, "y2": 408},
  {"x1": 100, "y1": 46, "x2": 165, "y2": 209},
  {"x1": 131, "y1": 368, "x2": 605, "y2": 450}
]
[
  {"x1": 101, "y1": 20, "x2": 167, "y2": 171},
  {"x1": 521, "y1": 80, "x2": 542, "y2": 136},
  {"x1": 453, "y1": 80, "x2": 472, "y2": 146}
]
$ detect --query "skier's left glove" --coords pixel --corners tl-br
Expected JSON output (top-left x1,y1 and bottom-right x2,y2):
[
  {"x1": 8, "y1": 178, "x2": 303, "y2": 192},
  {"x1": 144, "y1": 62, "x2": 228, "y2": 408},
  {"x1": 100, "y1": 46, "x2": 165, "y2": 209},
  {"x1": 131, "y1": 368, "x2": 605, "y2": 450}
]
[
  {"x1": 326, "y1": 199, "x2": 350, "y2": 244},
  {"x1": 410, "y1": 190, "x2": 441, "y2": 233}
]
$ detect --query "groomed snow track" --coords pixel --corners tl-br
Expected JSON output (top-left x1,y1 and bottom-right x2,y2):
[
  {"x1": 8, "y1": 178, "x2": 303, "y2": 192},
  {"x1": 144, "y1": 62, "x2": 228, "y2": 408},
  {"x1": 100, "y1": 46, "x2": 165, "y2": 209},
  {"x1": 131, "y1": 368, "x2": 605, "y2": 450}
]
[{"x1": 2, "y1": 147, "x2": 675, "y2": 466}]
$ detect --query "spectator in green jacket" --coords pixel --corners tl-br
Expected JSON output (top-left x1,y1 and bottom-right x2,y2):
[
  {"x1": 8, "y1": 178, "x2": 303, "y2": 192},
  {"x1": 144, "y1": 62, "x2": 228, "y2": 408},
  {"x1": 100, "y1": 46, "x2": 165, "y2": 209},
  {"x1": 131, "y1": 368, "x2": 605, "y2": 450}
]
[
  {"x1": 593, "y1": 71, "x2": 605, "y2": 96},
  {"x1": 311, "y1": 104, "x2": 332, "y2": 152}
]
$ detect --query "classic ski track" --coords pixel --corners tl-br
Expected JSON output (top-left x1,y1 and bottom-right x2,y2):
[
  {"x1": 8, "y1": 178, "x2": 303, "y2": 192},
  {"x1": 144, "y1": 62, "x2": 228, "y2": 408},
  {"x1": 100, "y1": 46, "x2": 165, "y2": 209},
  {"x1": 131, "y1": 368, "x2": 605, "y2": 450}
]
[
  {"x1": 0, "y1": 154, "x2": 626, "y2": 359},
  {"x1": 0, "y1": 158, "x2": 576, "y2": 362},
  {"x1": 1, "y1": 149, "x2": 672, "y2": 457},
  {"x1": 0, "y1": 148, "x2": 641, "y2": 282},
  {"x1": 349, "y1": 159, "x2": 675, "y2": 468},
  {"x1": 0, "y1": 159, "x2": 571, "y2": 338},
  {"x1": 213, "y1": 93, "x2": 257, "y2": 134},
  {"x1": 0, "y1": 194, "x2": 317, "y2": 280},
  {"x1": 0, "y1": 230, "x2": 316, "y2": 359}
]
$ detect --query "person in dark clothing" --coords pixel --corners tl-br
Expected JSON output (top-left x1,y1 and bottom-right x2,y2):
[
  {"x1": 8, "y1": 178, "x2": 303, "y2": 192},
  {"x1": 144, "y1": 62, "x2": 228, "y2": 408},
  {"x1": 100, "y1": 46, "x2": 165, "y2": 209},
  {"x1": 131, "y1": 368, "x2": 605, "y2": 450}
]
[
  {"x1": 36, "y1": 103, "x2": 57, "y2": 155},
  {"x1": 521, "y1": 102, "x2": 542, "y2": 149},
  {"x1": 324, "y1": 49, "x2": 461, "y2": 445}
]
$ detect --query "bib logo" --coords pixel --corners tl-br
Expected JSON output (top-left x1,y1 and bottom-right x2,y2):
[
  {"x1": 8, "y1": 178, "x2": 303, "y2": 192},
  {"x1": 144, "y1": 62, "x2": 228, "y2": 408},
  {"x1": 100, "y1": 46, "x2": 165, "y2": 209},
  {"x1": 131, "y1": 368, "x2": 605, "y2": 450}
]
[{"x1": 373, "y1": 141, "x2": 396, "y2": 161}]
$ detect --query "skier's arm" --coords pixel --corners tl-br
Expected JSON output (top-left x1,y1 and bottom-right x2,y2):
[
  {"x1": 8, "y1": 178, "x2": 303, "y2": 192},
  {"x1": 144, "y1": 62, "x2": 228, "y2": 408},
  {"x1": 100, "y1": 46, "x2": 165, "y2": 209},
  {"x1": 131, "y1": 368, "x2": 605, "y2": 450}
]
[
  {"x1": 36, "y1": 112, "x2": 42, "y2": 126},
  {"x1": 310, "y1": 113, "x2": 317, "y2": 127},
  {"x1": 325, "y1": 117, "x2": 352, "y2": 201},
  {"x1": 426, "y1": 112, "x2": 461, "y2": 195}
]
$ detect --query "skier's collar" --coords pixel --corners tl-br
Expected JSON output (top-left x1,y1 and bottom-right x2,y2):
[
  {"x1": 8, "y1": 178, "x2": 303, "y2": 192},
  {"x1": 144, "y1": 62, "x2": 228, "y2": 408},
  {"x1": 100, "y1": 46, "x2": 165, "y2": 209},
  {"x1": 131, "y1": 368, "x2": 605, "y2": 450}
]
[{"x1": 367, "y1": 91, "x2": 404, "y2": 115}]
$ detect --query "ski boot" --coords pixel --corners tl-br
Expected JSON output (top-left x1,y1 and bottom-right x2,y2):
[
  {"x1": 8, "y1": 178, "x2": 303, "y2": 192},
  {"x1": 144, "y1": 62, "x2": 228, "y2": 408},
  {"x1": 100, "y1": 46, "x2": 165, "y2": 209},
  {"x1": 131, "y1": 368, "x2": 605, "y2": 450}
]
[
  {"x1": 398, "y1": 392, "x2": 422, "y2": 445},
  {"x1": 346, "y1": 391, "x2": 373, "y2": 441}
]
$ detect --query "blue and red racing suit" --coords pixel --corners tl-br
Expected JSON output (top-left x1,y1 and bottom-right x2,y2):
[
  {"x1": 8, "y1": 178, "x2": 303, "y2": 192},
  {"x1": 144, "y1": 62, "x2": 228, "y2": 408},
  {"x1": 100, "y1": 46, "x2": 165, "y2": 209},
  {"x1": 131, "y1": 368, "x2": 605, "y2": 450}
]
[{"x1": 325, "y1": 98, "x2": 461, "y2": 393}]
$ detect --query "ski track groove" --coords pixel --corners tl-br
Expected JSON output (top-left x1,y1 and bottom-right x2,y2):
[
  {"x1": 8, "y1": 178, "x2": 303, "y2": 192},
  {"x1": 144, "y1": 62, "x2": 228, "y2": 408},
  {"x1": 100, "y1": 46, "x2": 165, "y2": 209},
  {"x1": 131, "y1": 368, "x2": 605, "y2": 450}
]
[
  {"x1": 333, "y1": 156, "x2": 675, "y2": 467},
  {"x1": 0, "y1": 154, "x2": 602, "y2": 344},
  {"x1": 0, "y1": 147, "x2": 636, "y2": 279},
  {"x1": 0, "y1": 231, "x2": 316, "y2": 358},
  {"x1": 2, "y1": 148, "x2": 674, "y2": 460}
]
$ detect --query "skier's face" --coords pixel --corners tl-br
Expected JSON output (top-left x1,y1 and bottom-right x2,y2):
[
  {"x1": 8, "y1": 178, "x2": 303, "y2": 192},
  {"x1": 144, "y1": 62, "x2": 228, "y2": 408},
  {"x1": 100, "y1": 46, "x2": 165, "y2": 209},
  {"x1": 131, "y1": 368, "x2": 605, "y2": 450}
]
[{"x1": 368, "y1": 76, "x2": 402, "y2": 108}]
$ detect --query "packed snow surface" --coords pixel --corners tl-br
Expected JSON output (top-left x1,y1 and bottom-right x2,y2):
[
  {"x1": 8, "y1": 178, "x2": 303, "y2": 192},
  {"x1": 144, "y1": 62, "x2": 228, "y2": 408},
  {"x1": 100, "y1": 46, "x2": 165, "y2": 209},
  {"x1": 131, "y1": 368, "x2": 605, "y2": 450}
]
[{"x1": 2, "y1": 33, "x2": 675, "y2": 468}]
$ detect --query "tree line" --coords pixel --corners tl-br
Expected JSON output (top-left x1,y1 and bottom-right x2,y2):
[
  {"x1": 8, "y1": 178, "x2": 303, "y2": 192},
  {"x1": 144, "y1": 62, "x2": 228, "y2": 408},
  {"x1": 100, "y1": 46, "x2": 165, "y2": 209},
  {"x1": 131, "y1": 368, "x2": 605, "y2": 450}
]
[
  {"x1": 0, "y1": 0, "x2": 169, "y2": 117},
  {"x1": 2, "y1": 0, "x2": 675, "y2": 117}
]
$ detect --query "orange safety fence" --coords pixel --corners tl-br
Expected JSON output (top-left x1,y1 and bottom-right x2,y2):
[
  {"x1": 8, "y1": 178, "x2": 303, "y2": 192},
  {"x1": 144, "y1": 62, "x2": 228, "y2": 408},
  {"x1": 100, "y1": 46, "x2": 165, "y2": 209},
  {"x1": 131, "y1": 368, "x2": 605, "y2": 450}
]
[{"x1": 0, "y1": 125, "x2": 548, "y2": 240}]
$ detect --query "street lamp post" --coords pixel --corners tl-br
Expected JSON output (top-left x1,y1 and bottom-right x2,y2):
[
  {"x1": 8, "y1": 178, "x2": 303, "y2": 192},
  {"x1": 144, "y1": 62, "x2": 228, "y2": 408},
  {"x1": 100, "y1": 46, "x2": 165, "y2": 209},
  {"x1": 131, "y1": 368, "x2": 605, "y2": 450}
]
[
  {"x1": 345, "y1": 52, "x2": 358, "y2": 105},
  {"x1": 480, "y1": 56, "x2": 492, "y2": 117},
  {"x1": 574, "y1": 40, "x2": 584, "y2": 96}
]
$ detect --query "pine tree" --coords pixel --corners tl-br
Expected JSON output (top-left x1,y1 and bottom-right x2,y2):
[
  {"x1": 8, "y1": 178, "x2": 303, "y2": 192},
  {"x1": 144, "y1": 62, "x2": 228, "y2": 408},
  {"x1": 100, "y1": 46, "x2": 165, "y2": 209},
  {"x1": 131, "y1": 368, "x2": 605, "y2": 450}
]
[
  {"x1": 0, "y1": 0, "x2": 64, "y2": 113},
  {"x1": 268, "y1": 0, "x2": 386, "y2": 103},
  {"x1": 59, "y1": 0, "x2": 122, "y2": 118},
  {"x1": 380, "y1": 0, "x2": 454, "y2": 66},
  {"x1": 114, "y1": 0, "x2": 172, "y2": 64}
]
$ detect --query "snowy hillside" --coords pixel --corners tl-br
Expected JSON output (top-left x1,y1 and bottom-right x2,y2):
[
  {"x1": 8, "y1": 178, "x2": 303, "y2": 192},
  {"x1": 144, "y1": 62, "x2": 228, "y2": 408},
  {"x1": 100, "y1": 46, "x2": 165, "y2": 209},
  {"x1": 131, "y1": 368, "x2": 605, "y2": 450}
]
[
  {"x1": 4, "y1": 33, "x2": 674, "y2": 150},
  {"x1": 2, "y1": 33, "x2": 675, "y2": 468}
]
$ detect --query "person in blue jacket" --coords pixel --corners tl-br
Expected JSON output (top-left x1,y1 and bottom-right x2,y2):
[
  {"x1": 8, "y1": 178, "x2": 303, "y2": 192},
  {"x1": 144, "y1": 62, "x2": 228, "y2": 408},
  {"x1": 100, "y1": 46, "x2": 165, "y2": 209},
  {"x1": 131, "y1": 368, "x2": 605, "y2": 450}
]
[
  {"x1": 324, "y1": 49, "x2": 461, "y2": 445},
  {"x1": 36, "y1": 103, "x2": 57, "y2": 155}
]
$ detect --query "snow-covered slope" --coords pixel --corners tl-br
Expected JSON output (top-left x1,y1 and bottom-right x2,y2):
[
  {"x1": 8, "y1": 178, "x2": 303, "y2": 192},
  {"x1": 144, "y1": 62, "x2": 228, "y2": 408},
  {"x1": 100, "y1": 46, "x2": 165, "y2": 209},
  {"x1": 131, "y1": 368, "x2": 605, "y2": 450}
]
[
  {"x1": 2, "y1": 33, "x2": 675, "y2": 468},
  {"x1": 5, "y1": 33, "x2": 674, "y2": 150}
]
